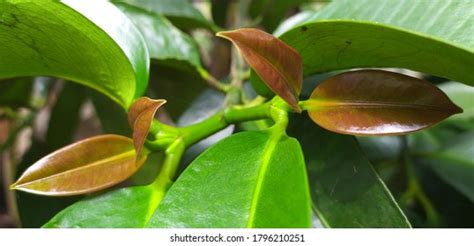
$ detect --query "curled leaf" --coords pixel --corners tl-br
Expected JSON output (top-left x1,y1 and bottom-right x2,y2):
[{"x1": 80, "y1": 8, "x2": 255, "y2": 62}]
[
  {"x1": 307, "y1": 70, "x2": 463, "y2": 135},
  {"x1": 217, "y1": 28, "x2": 302, "y2": 112},
  {"x1": 128, "y1": 97, "x2": 166, "y2": 155},
  {"x1": 11, "y1": 135, "x2": 146, "y2": 196}
]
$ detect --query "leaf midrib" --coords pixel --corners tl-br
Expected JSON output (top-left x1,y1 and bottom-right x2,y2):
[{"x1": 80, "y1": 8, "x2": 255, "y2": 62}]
[
  {"x1": 246, "y1": 132, "x2": 281, "y2": 227},
  {"x1": 308, "y1": 99, "x2": 456, "y2": 112},
  {"x1": 229, "y1": 38, "x2": 299, "y2": 99},
  {"x1": 15, "y1": 149, "x2": 136, "y2": 188},
  {"x1": 248, "y1": 43, "x2": 299, "y2": 96}
]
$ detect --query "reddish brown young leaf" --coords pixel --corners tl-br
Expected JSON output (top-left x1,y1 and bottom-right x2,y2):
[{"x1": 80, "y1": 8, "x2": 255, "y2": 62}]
[
  {"x1": 128, "y1": 97, "x2": 166, "y2": 156},
  {"x1": 307, "y1": 70, "x2": 463, "y2": 135},
  {"x1": 217, "y1": 28, "x2": 303, "y2": 112},
  {"x1": 11, "y1": 135, "x2": 146, "y2": 196}
]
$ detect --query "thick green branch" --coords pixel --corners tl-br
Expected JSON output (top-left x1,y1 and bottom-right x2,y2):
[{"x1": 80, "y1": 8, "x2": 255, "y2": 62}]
[
  {"x1": 180, "y1": 102, "x2": 271, "y2": 147},
  {"x1": 151, "y1": 138, "x2": 186, "y2": 191},
  {"x1": 146, "y1": 97, "x2": 290, "y2": 150}
]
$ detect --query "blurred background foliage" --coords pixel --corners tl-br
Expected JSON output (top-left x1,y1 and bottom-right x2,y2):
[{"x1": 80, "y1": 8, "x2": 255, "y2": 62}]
[{"x1": 0, "y1": 0, "x2": 472, "y2": 228}]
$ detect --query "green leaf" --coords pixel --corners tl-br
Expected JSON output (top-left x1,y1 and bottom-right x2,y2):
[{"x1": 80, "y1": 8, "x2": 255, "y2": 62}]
[
  {"x1": 115, "y1": 0, "x2": 217, "y2": 31},
  {"x1": 43, "y1": 185, "x2": 164, "y2": 228},
  {"x1": 288, "y1": 114, "x2": 411, "y2": 228},
  {"x1": 306, "y1": 70, "x2": 462, "y2": 135},
  {"x1": 421, "y1": 131, "x2": 474, "y2": 202},
  {"x1": 0, "y1": 0, "x2": 149, "y2": 108},
  {"x1": 148, "y1": 131, "x2": 311, "y2": 228},
  {"x1": 114, "y1": 2, "x2": 203, "y2": 73},
  {"x1": 278, "y1": 0, "x2": 474, "y2": 86}
]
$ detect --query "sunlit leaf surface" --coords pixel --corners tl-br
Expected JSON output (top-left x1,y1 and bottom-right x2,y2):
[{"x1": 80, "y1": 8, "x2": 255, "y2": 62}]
[{"x1": 0, "y1": 0, "x2": 149, "y2": 108}]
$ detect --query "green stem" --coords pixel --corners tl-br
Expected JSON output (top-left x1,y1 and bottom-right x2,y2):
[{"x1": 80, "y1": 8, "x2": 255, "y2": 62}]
[
  {"x1": 151, "y1": 139, "x2": 185, "y2": 191},
  {"x1": 180, "y1": 102, "x2": 271, "y2": 147},
  {"x1": 199, "y1": 69, "x2": 231, "y2": 93},
  {"x1": 147, "y1": 97, "x2": 291, "y2": 150},
  {"x1": 298, "y1": 99, "x2": 314, "y2": 111}
]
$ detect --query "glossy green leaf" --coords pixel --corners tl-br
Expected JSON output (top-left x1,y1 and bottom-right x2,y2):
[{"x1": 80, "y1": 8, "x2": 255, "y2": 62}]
[
  {"x1": 43, "y1": 185, "x2": 164, "y2": 228},
  {"x1": 278, "y1": 0, "x2": 474, "y2": 86},
  {"x1": 115, "y1": 0, "x2": 217, "y2": 31},
  {"x1": 307, "y1": 70, "x2": 462, "y2": 136},
  {"x1": 0, "y1": 0, "x2": 149, "y2": 108},
  {"x1": 114, "y1": 2, "x2": 203, "y2": 73},
  {"x1": 128, "y1": 97, "x2": 166, "y2": 155},
  {"x1": 217, "y1": 28, "x2": 303, "y2": 112},
  {"x1": 12, "y1": 135, "x2": 147, "y2": 196},
  {"x1": 148, "y1": 131, "x2": 311, "y2": 228},
  {"x1": 288, "y1": 114, "x2": 411, "y2": 228}
]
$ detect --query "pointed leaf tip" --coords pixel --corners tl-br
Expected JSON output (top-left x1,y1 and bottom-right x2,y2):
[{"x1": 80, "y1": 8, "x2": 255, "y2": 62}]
[
  {"x1": 128, "y1": 97, "x2": 167, "y2": 156},
  {"x1": 307, "y1": 70, "x2": 463, "y2": 136},
  {"x1": 13, "y1": 134, "x2": 146, "y2": 196},
  {"x1": 217, "y1": 28, "x2": 303, "y2": 112}
]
